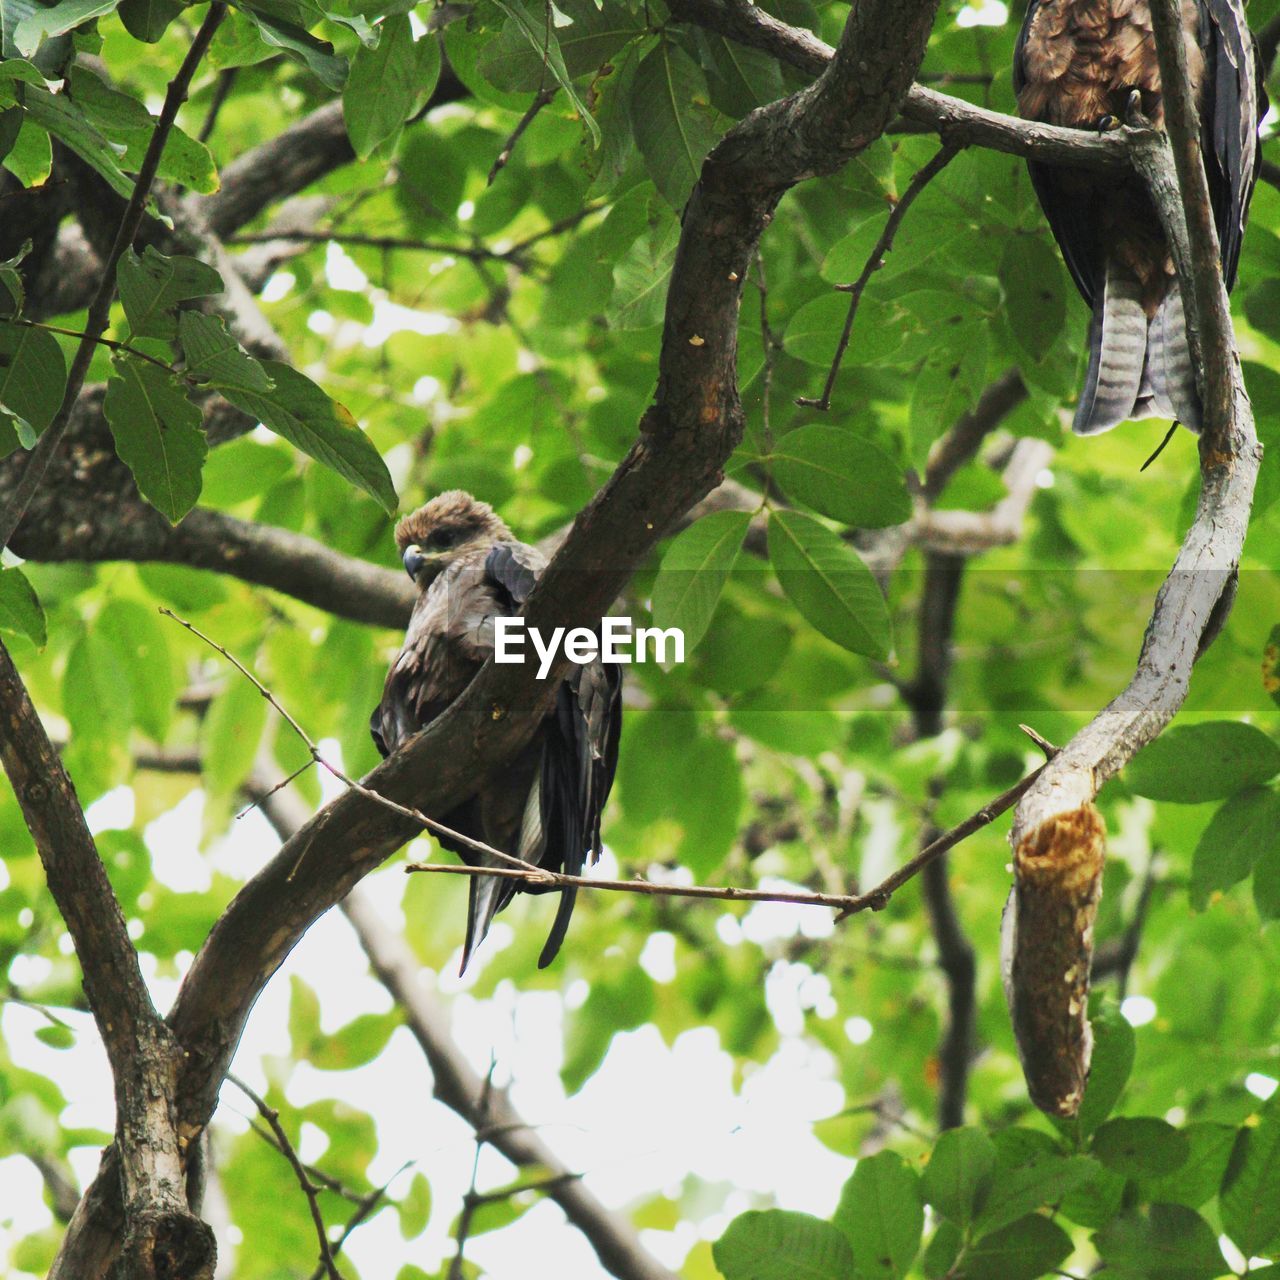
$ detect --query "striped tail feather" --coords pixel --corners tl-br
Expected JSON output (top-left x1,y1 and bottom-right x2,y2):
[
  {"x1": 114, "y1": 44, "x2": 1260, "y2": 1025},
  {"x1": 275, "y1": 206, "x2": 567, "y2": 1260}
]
[
  {"x1": 1073, "y1": 258, "x2": 1202, "y2": 436},
  {"x1": 1141, "y1": 286, "x2": 1201, "y2": 432},
  {"x1": 1073, "y1": 259, "x2": 1147, "y2": 435}
]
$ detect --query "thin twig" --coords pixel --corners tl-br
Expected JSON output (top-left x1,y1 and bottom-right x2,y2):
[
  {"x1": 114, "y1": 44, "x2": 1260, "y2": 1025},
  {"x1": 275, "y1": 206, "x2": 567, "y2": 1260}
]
[
  {"x1": 450, "y1": 1059, "x2": 497, "y2": 1280},
  {"x1": 306, "y1": 1162, "x2": 412, "y2": 1280},
  {"x1": 0, "y1": 2, "x2": 227, "y2": 551},
  {"x1": 797, "y1": 143, "x2": 957, "y2": 410},
  {"x1": 158, "y1": 608, "x2": 547, "y2": 879},
  {"x1": 198, "y1": 67, "x2": 238, "y2": 144},
  {"x1": 227, "y1": 229, "x2": 528, "y2": 266},
  {"x1": 489, "y1": 86, "x2": 557, "y2": 185},
  {"x1": 405, "y1": 728, "x2": 1058, "y2": 921},
  {"x1": 11, "y1": 319, "x2": 177, "y2": 374},
  {"x1": 227, "y1": 1073, "x2": 344, "y2": 1280}
]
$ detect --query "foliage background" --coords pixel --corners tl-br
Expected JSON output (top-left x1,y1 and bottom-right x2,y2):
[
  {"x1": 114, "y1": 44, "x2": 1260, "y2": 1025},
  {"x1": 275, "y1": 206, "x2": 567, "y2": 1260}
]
[{"x1": 2, "y1": 0, "x2": 1280, "y2": 1276}]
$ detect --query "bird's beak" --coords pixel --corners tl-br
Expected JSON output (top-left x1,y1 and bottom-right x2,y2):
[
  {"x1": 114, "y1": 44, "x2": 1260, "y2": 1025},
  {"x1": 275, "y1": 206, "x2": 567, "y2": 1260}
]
[{"x1": 402, "y1": 544, "x2": 444, "y2": 584}]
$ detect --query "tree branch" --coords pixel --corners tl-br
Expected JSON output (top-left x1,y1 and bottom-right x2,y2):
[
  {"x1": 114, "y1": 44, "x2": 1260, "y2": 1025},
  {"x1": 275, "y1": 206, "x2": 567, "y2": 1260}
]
[
  {"x1": 50, "y1": 7, "x2": 944, "y2": 1269},
  {"x1": 0, "y1": 638, "x2": 215, "y2": 1277}
]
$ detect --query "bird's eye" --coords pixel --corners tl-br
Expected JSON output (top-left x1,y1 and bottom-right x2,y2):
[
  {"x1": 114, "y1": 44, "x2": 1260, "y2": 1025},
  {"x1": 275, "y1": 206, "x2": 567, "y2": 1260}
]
[{"x1": 429, "y1": 528, "x2": 458, "y2": 549}]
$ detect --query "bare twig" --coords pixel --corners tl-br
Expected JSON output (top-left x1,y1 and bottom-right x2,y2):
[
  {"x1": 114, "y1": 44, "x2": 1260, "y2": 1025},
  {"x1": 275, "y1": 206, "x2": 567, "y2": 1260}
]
[
  {"x1": 198, "y1": 67, "x2": 238, "y2": 145},
  {"x1": 449, "y1": 1060, "x2": 497, "y2": 1280},
  {"x1": 306, "y1": 1164, "x2": 411, "y2": 1280},
  {"x1": 158, "y1": 608, "x2": 545, "y2": 878},
  {"x1": 0, "y1": 2, "x2": 227, "y2": 551},
  {"x1": 227, "y1": 228, "x2": 529, "y2": 266},
  {"x1": 227, "y1": 1074, "x2": 344, "y2": 1280},
  {"x1": 797, "y1": 144, "x2": 958, "y2": 411},
  {"x1": 407, "y1": 731, "x2": 1058, "y2": 922},
  {"x1": 489, "y1": 86, "x2": 557, "y2": 184}
]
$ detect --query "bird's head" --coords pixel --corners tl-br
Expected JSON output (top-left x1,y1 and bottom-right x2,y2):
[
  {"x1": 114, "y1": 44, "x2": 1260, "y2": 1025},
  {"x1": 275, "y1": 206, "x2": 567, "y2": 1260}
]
[{"x1": 394, "y1": 490, "x2": 512, "y2": 587}]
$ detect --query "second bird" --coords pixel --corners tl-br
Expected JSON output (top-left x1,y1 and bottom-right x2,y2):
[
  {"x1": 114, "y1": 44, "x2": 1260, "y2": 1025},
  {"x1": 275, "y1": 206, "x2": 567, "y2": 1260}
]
[
  {"x1": 371, "y1": 491, "x2": 623, "y2": 973},
  {"x1": 1014, "y1": 0, "x2": 1260, "y2": 434}
]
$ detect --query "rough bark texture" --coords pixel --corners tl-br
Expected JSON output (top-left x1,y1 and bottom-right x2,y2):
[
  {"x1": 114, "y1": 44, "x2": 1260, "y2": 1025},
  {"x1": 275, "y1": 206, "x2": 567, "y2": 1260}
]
[{"x1": 1003, "y1": 804, "x2": 1106, "y2": 1118}]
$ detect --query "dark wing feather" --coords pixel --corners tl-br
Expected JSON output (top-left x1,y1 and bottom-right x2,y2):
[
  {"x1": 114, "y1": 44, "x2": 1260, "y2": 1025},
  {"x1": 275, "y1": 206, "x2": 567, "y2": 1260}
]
[
  {"x1": 482, "y1": 539, "x2": 624, "y2": 968},
  {"x1": 1199, "y1": 0, "x2": 1261, "y2": 291},
  {"x1": 1014, "y1": 0, "x2": 1104, "y2": 307}
]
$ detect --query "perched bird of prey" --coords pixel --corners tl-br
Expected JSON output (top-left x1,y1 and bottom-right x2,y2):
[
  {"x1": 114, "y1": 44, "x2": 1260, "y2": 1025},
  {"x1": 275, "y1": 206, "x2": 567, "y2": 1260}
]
[
  {"x1": 370, "y1": 491, "x2": 622, "y2": 972},
  {"x1": 1014, "y1": 0, "x2": 1260, "y2": 434}
]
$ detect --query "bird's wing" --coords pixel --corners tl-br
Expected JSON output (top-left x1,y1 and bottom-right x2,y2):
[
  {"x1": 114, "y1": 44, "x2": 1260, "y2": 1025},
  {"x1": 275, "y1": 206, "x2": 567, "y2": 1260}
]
[
  {"x1": 483, "y1": 540, "x2": 624, "y2": 968},
  {"x1": 1014, "y1": 0, "x2": 1104, "y2": 307},
  {"x1": 1199, "y1": 0, "x2": 1261, "y2": 291}
]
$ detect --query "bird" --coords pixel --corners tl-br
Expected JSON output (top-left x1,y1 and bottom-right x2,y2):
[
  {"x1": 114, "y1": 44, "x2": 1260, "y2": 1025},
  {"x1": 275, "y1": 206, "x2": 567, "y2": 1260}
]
[
  {"x1": 1014, "y1": 0, "x2": 1260, "y2": 434},
  {"x1": 370, "y1": 491, "x2": 622, "y2": 973}
]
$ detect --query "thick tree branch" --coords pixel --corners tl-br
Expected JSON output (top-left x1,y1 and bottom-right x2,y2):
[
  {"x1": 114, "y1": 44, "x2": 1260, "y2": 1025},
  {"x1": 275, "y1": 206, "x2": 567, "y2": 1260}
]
[
  {"x1": 52, "y1": 4, "x2": 943, "y2": 1270},
  {"x1": 0, "y1": 639, "x2": 214, "y2": 1277},
  {"x1": 667, "y1": 0, "x2": 1132, "y2": 170},
  {"x1": 1010, "y1": 11, "x2": 1260, "y2": 855},
  {"x1": 248, "y1": 777, "x2": 679, "y2": 1280}
]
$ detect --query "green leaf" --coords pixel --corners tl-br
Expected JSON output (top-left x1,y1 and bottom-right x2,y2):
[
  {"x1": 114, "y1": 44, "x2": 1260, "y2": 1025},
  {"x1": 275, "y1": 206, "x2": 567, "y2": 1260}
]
[
  {"x1": 922, "y1": 1126, "x2": 996, "y2": 1228},
  {"x1": 69, "y1": 66, "x2": 218, "y2": 193},
  {"x1": 398, "y1": 1171, "x2": 431, "y2": 1241},
  {"x1": 239, "y1": 8, "x2": 348, "y2": 91},
  {"x1": 21, "y1": 84, "x2": 133, "y2": 199},
  {"x1": 0, "y1": 238, "x2": 30, "y2": 315},
  {"x1": 768, "y1": 425, "x2": 912, "y2": 528},
  {"x1": 833, "y1": 1150, "x2": 923, "y2": 1279},
  {"x1": 1144, "y1": 1123, "x2": 1237, "y2": 1209},
  {"x1": 973, "y1": 1154, "x2": 1093, "y2": 1237},
  {"x1": 118, "y1": 247, "x2": 223, "y2": 341},
  {"x1": 782, "y1": 292, "x2": 904, "y2": 369},
  {"x1": 1093, "y1": 1204, "x2": 1226, "y2": 1280},
  {"x1": 202, "y1": 672, "x2": 270, "y2": 801},
  {"x1": 478, "y1": 0, "x2": 642, "y2": 91},
  {"x1": 1127, "y1": 721, "x2": 1280, "y2": 803},
  {"x1": 343, "y1": 12, "x2": 417, "y2": 159},
  {"x1": 310, "y1": 1010, "x2": 399, "y2": 1070},
  {"x1": 0, "y1": 104, "x2": 22, "y2": 167},
  {"x1": 1000, "y1": 234, "x2": 1066, "y2": 362},
  {"x1": 0, "y1": 566, "x2": 45, "y2": 646},
  {"x1": 118, "y1": 0, "x2": 181, "y2": 40},
  {"x1": 491, "y1": 0, "x2": 600, "y2": 147},
  {"x1": 606, "y1": 214, "x2": 679, "y2": 330},
  {"x1": 713, "y1": 1210, "x2": 855, "y2": 1280},
  {"x1": 219, "y1": 361, "x2": 397, "y2": 513},
  {"x1": 103, "y1": 357, "x2": 207, "y2": 523},
  {"x1": 1092, "y1": 1117, "x2": 1190, "y2": 1179},
  {"x1": 63, "y1": 626, "x2": 134, "y2": 744},
  {"x1": 98, "y1": 599, "x2": 174, "y2": 743},
  {"x1": 650, "y1": 510, "x2": 750, "y2": 651},
  {"x1": 1072, "y1": 1002, "x2": 1135, "y2": 1138},
  {"x1": 630, "y1": 40, "x2": 719, "y2": 207},
  {"x1": 0, "y1": 319, "x2": 66, "y2": 431},
  {"x1": 178, "y1": 311, "x2": 273, "y2": 394},
  {"x1": 1, "y1": 114, "x2": 50, "y2": 185},
  {"x1": 12, "y1": 0, "x2": 118, "y2": 56},
  {"x1": 1221, "y1": 1102, "x2": 1280, "y2": 1256},
  {"x1": 34, "y1": 1022, "x2": 75, "y2": 1048},
  {"x1": 767, "y1": 509, "x2": 891, "y2": 660},
  {"x1": 1189, "y1": 786, "x2": 1280, "y2": 907},
  {"x1": 961, "y1": 1214, "x2": 1073, "y2": 1280}
]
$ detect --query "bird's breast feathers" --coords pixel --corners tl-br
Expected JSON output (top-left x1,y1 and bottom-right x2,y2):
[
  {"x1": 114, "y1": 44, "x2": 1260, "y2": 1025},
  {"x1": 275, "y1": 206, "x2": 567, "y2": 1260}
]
[{"x1": 1019, "y1": 0, "x2": 1204, "y2": 128}]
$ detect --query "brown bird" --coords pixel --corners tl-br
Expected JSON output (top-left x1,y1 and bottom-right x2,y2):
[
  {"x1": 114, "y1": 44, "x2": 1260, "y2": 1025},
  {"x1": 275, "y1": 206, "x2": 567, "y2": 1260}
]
[
  {"x1": 370, "y1": 491, "x2": 622, "y2": 972},
  {"x1": 1014, "y1": 0, "x2": 1260, "y2": 434}
]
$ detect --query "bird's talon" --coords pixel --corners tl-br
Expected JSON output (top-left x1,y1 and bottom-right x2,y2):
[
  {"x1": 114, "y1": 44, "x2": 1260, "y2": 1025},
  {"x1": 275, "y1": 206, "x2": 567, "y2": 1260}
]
[{"x1": 1096, "y1": 114, "x2": 1119, "y2": 133}]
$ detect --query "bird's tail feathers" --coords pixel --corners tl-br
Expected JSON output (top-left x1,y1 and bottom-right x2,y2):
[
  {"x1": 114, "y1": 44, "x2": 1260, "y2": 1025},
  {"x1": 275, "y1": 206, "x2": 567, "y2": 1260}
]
[
  {"x1": 1141, "y1": 286, "x2": 1201, "y2": 432},
  {"x1": 1074, "y1": 260, "x2": 1147, "y2": 435},
  {"x1": 460, "y1": 872, "x2": 504, "y2": 976},
  {"x1": 1074, "y1": 259, "x2": 1202, "y2": 436}
]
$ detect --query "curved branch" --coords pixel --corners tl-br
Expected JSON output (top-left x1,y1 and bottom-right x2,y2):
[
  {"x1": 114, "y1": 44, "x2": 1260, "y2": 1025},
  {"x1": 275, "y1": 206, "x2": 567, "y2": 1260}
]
[{"x1": 49, "y1": 2, "x2": 944, "y2": 1270}]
